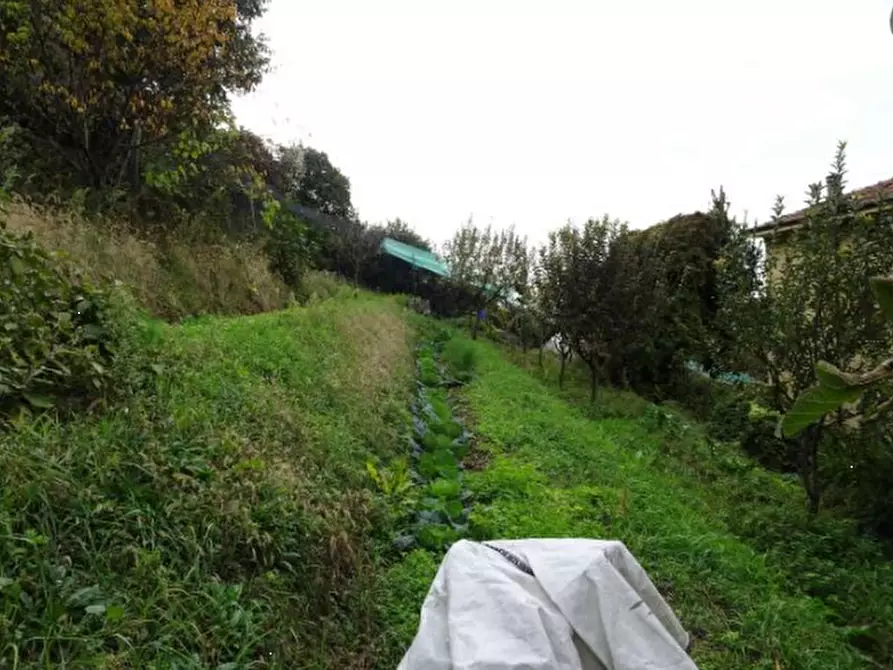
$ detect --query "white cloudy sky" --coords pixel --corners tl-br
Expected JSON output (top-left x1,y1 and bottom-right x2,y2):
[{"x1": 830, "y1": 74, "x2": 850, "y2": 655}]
[{"x1": 233, "y1": 0, "x2": 893, "y2": 246}]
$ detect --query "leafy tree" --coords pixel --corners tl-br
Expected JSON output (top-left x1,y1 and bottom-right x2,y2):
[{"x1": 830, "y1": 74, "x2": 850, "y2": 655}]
[
  {"x1": 564, "y1": 216, "x2": 627, "y2": 401},
  {"x1": 338, "y1": 220, "x2": 379, "y2": 287},
  {"x1": 536, "y1": 226, "x2": 574, "y2": 386},
  {"x1": 380, "y1": 218, "x2": 431, "y2": 251},
  {"x1": 293, "y1": 147, "x2": 354, "y2": 220},
  {"x1": 272, "y1": 143, "x2": 308, "y2": 201},
  {"x1": 141, "y1": 126, "x2": 282, "y2": 232},
  {"x1": 619, "y1": 209, "x2": 731, "y2": 394},
  {"x1": 536, "y1": 216, "x2": 630, "y2": 397},
  {"x1": 782, "y1": 277, "x2": 893, "y2": 435},
  {"x1": 717, "y1": 143, "x2": 893, "y2": 512},
  {"x1": 444, "y1": 221, "x2": 529, "y2": 339},
  {"x1": 0, "y1": 0, "x2": 270, "y2": 190}
]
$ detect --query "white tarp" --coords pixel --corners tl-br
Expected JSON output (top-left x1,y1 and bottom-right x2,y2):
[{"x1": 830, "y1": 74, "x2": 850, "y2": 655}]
[{"x1": 398, "y1": 539, "x2": 698, "y2": 670}]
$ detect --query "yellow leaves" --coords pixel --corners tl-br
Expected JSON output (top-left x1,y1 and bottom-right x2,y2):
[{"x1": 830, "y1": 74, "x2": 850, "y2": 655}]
[{"x1": 7, "y1": 0, "x2": 246, "y2": 146}]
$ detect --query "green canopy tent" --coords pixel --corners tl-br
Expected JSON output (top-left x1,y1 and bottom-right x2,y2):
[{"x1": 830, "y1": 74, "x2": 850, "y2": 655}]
[{"x1": 379, "y1": 238, "x2": 450, "y2": 278}]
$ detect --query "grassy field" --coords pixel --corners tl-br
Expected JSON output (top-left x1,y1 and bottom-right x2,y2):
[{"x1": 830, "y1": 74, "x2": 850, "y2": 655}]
[
  {"x1": 0, "y1": 294, "x2": 413, "y2": 668},
  {"x1": 4, "y1": 298, "x2": 892, "y2": 669},
  {"x1": 381, "y1": 335, "x2": 893, "y2": 670}
]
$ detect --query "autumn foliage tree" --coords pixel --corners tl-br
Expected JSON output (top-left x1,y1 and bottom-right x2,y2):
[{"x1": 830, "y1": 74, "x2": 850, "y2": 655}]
[{"x1": 0, "y1": 0, "x2": 269, "y2": 190}]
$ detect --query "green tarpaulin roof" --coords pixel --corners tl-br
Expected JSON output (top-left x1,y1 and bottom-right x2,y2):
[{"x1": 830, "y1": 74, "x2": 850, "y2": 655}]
[{"x1": 380, "y1": 237, "x2": 450, "y2": 277}]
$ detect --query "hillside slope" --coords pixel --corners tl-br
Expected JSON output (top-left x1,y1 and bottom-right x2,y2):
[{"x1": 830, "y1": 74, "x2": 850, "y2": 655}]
[
  {"x1": 0, "y1": 295, "x2": 413, "y2": 668},
  {"x1": 5, "y1": 298, "x2": 892, "y2": 669},
  {"x1": 381, "y1": 337, "x2": 893, "y2": 670}
]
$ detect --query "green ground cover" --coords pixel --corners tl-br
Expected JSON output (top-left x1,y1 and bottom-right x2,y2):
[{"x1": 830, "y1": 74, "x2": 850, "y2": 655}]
[
  {"x1": 0, "y1": 295, "x2": 413, "y2": 669},
  {"x1": 4, "y1": 299, "x2": 891, "y2": 670},
  {"x1": 380, "y1": 335, "x2": 893, "y2": 670}
]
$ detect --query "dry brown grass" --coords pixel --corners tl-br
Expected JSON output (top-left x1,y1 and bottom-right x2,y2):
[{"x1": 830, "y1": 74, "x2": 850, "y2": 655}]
[
  {"x1": 336, "y1": 302, "x2": 412, "y2": 397},
  {"x1": 5, "y1": 200, "x2": 292, "y2": 319}
]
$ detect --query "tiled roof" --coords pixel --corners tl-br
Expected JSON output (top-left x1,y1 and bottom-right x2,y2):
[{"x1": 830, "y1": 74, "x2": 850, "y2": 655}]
[{"x1": 753, "y1": 177, "x2": 893, "y2": 235}]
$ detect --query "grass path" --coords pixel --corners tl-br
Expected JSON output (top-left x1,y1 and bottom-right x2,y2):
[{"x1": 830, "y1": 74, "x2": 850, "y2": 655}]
[{"x1": 383, "y1": 335, "x2": 892, "y2": 669}]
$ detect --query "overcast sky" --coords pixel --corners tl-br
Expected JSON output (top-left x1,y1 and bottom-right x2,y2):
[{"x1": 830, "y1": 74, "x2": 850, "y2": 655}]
[{"x1": 232, "y1": 0, "x2": 893, "y2": 246}]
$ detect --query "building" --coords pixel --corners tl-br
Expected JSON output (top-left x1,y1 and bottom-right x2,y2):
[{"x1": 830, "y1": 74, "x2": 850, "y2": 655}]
[{"x1": 751, "y1": 177, "x2": 893, "y2": 277}]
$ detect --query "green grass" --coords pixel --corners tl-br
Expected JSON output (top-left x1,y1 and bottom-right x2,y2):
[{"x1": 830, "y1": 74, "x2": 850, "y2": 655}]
[
  {"x1": 0, "y1": 294, "x2": 413, "y2": 668},
  {"x1": 380, "y1": 336, "x2": 893, "y2": 669},
  {"x1": 6, "y1": 296, "x2": 892, "y2": 669}
]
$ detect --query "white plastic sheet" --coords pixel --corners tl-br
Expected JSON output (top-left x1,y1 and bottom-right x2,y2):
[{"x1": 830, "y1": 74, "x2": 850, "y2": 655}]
[{"x1": 398, "y1": 539, "x2": 697, "y2": 670}]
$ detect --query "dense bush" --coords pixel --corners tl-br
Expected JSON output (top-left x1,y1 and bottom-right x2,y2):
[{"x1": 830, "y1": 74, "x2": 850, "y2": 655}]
[
  {"x1": 716, "y1": 143, "x2": 893, "y2": 512},
  {"x1": 264, "y1": 206, "x2": 315, "y2": 290},
  {"x1": 821, "y1": 419, "x2": 893, "y2": 540},
  {"x1": 674, "y1": 373, "x2": 797, "y2": 473},
  {"x1": 441, "y1": 337, "x2": 478, "y2": 383},
  {"x1": 0, "y1": 224, "x2": 118, "y2": 418},
  {"x1": 532, "y1": 206, "x2": 733, "y2": 401}
]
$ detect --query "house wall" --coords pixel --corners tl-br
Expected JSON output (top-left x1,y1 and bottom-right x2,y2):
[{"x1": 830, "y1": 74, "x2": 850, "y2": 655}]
[{"x1": 761, "y1": 232, "x2": 794, "y2": 285}]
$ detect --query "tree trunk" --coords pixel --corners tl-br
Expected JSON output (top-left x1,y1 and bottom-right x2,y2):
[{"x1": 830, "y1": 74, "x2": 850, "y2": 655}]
[
  {"x1": 538, "y1": 344, "x2": 544, "y2": 370},
  {"x1": 798, "y1": 424, "x2": 822, "y2": 514},
  {"x1": 559, "y1": 354, "x2": 567, "y2": 389},
  {"x1": 589, "y1": 363, "x2": 599, "y2": 403}
]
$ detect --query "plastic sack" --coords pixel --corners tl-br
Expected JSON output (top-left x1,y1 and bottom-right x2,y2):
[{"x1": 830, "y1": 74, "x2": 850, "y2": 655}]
[{"x1": 398, "y1": 539, "x2": 697, "y2": 670}]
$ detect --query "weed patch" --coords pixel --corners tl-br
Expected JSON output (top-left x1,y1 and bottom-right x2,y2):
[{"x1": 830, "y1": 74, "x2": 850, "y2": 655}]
[
  {"x1": 460, "y1": 339, "x2": 893, "y2": 669},
  {"x1": 0, "y1": 295, "x2": 412, "y2": 668},
  {"x1": 5, "y1": 201, "x2": 293, "y2": 319}
]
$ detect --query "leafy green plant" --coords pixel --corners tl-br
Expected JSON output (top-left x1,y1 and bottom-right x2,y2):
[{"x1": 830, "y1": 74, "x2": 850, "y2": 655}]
[
  {"x1": 418, "y1": 356, "x2": 440, "y2": 387},
  {"x1": 441, "y1": 337, "x2": 478, "y2": 383},
  {"x1": 783, "y1": 277, "x2": 893, "y2": 437},
  {"x1": 417, "y1": 449, "x2": 459, "y2": 480},
  {"x1": 265, "y1": 209, "x2": 314, "y2": 291},
  {"x1": 0, "y1": 225, "x2": 118, "y2": 417},
  {"x1": 716, "y1": 144, "x2": 893, "y2": 512},
  {"x1": 399, "y1": 334, "x2": 474, "y2": 553},
  {"x1": 367, "y1": 457, "x2": 413, "y2": 498},
  {"x1": 427, "y1": 477, "x2": 462, "y2": 499}
]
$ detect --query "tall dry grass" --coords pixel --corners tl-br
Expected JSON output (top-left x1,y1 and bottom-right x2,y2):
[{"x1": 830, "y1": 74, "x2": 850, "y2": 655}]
[{"x1": 5, "y1": 200, "x2": 293, "y2": 319}]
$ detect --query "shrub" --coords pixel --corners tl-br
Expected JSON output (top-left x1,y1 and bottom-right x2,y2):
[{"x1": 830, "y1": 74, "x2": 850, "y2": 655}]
[
  {"x1": 0, "y1": 224, "x2": 117, "y2": 418},
  {"x1": 6, "y1": 201, "x2": 293, "y2": 319},
  {"x1": 418, "y1": 356, "x2": 440, "y2": 387},
  {"x1": 297, "y1": 270, "x2": 351, "y2": 304},
  {"x1": 264, "y1": 208, "x2": 314, "y2": 291},
  {"x1": 822, "y1": 419, "x2": 893, "y2": 540},
  {"x1": 441, "y1": 337, "x2": 478, "y2": 382}
]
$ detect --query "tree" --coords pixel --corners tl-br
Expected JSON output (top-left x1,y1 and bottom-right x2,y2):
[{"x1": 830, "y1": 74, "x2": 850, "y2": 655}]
[
  {"x1": 536, "y1": 226, "x2": 573, "y2": 386},
  {"x1": 617, "y1": 209, "x2": 731, "y2": 394},
  {"x1": 338, "y1": 220, "x2": 378, "y2": 288},
  {"x1": 141, "y1": 126, "x2": 279, "y2": 231},
  {"x1": 717, "y1": 142, "x2": 893, "y2": 512},
  {"x1": 565, "y1": 216, "x2": 626, "y2": 401},
  {"x1": 381, "y1": 218, "x2": 431, "y2": 251},
  {"x1": 536, "y1": 216, "x2": 628, "y2": 397},
  {"x1": 293, "y1": 147, "x2": 354, "y2": 220},
  {"x1": 272, "y1": 143, "x2": 308, "y2": 201},
  {"x1": 0, "y1": 0, "x2": 270, "y2": 190},
  {"x1": 444, "y1": 221, "x2": 529, "y2": 339}
]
